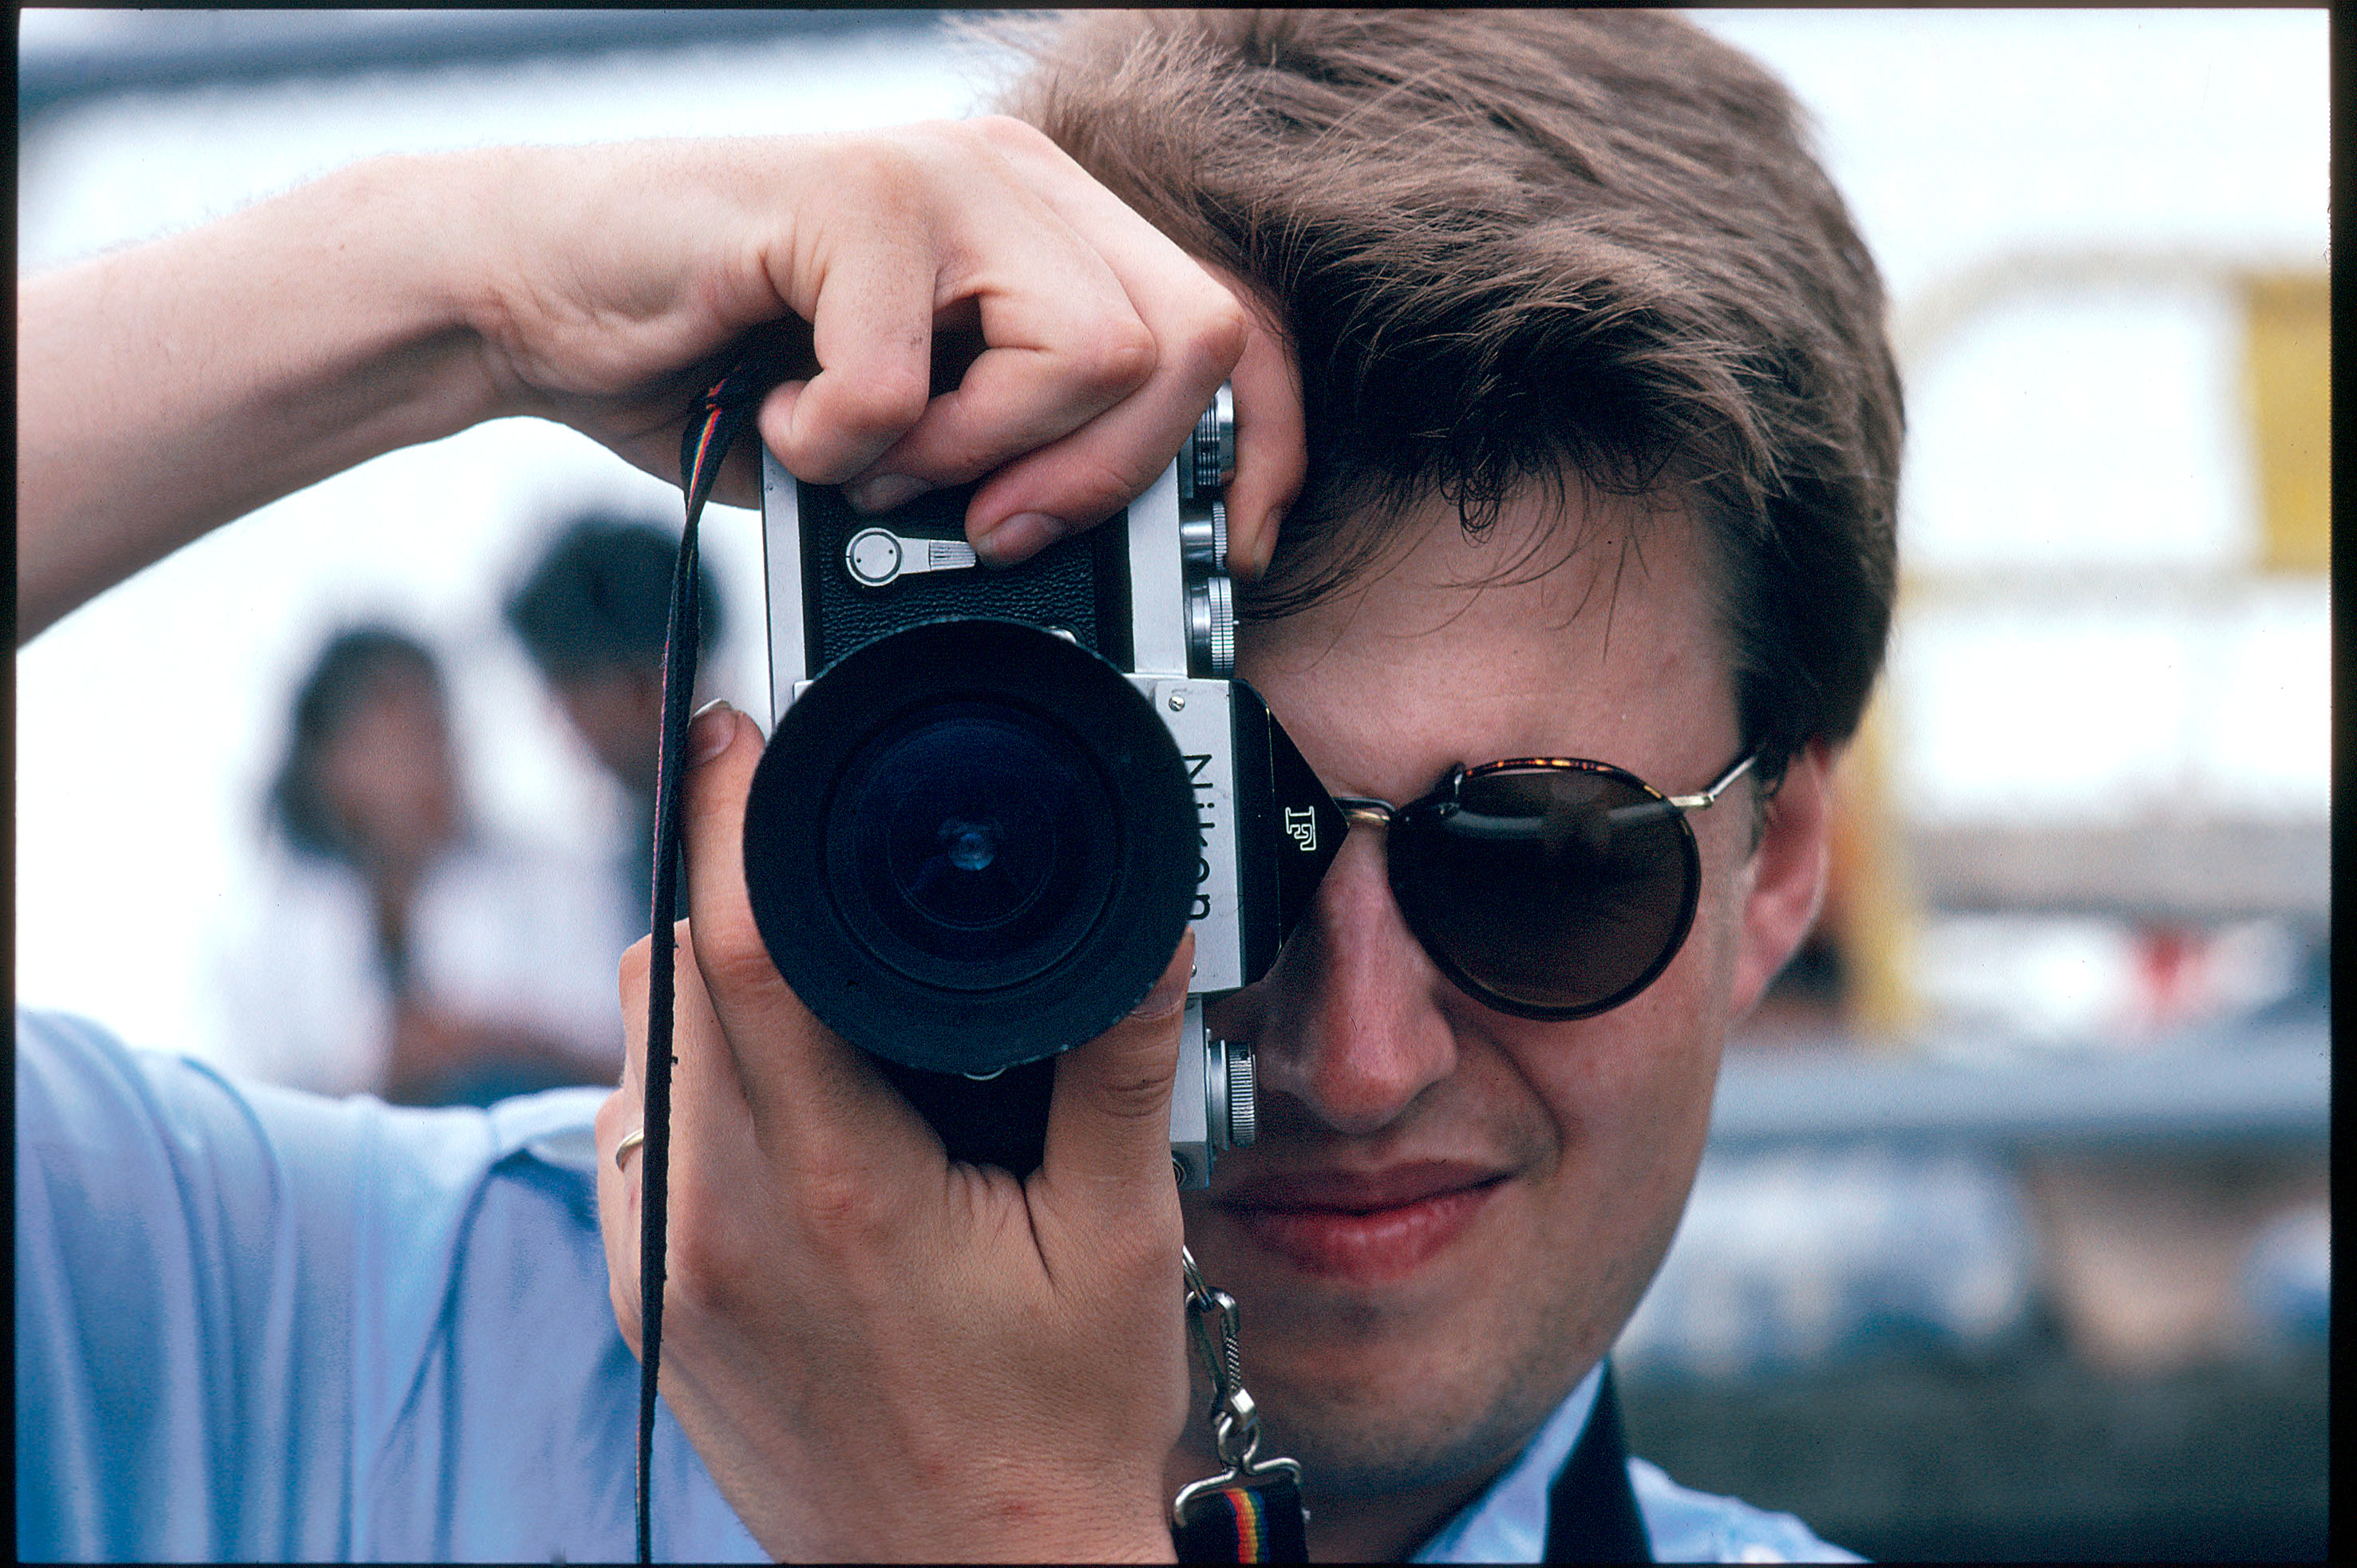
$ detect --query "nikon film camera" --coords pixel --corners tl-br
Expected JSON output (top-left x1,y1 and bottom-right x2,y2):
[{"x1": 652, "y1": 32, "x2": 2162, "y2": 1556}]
[{"x1": 742, "y1": 391, "x2": 1346, "y2": 1186}]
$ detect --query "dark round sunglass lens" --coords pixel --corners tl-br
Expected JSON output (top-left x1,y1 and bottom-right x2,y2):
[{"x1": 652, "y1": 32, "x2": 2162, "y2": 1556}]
[{"x1": 1393, "y1": 767, "x2": 1700, "y2": 1017}]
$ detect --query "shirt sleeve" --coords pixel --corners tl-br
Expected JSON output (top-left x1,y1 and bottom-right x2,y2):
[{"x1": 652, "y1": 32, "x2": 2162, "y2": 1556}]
[
  {"x1": 16, "y1": 1009, "x2": 397, "y2": 1558},
  {"x1": 13, "y1": 1008, "x2": 585, "y2": 1560},
  {"x1": 14, "y1": 1008, "x2": 761, "y2": 1564}
]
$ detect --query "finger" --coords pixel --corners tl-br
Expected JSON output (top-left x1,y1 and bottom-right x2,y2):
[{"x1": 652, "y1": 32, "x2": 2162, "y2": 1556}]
[
  {"x1": 844, "y1": 318, "x2": 1153, "y2": 510},
  {"x1": 1034, "y1": 931, "x2": 1192, "y2": 1232},
  {"x1": 596, "y1": 1082, "x2": 647, "y2": 1349},
  {"x1": 971, "y1": 121, "x2": 1299, "y2": 574},
  {"x1": 608, "y1": 903, "x2": 813, "y2": 1349},
  {"x1": 773, "y1": 124, "x2": 1146, "y2": 496},
  {"x1": 674, "y1": 699, "x2": 926, "y2": 1166},
  {"x1": 597, "y1": 938, "x2": 654, "y2": 1345},
  {"x1": 956, "y1": 320, "x2": 1236, "y2": 569},
  {"x1": 1212, "y1": 294, "x2": 1306, "y2": 583},
  {"x1": 964, "y1": 315, "x2": 1244, "y2": 557},
  {"x1": 765, "y1": 219, "x2": 937, "y2": 486},
  {"x1": 880, "y1": 117, "x2": 1250, "y2": 564},
  {"x1": 837, "y1": 172, "x2": 1159, "y2": 508},
  {"x1": 615, "y1": 934, "x2": 653, "y2": 1102}
]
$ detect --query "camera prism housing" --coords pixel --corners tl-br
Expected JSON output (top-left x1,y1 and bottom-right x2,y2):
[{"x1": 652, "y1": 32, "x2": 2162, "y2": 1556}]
[{"x1": 745, "y1": 393, "x2": 1344, "y2": 1187}]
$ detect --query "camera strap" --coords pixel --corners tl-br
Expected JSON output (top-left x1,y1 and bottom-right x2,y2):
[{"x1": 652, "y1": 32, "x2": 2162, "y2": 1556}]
[
  {"x1": 635, "y1": 353, "x2": 776, "y2": 1564},
  {"x1": 639, "y1": 350, "x2": 1307, "y2": 1563}
]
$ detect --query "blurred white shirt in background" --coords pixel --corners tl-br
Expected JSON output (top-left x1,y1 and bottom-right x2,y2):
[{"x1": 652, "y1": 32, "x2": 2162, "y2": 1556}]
[{"x1": 209, "y1": 834, "x2": 635, "y2": 1098}]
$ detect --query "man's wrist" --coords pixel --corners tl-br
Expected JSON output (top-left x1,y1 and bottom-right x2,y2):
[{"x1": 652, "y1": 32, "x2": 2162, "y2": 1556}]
[{"x1": 306, "y1": 149, "x2": 521, "y2": 433}]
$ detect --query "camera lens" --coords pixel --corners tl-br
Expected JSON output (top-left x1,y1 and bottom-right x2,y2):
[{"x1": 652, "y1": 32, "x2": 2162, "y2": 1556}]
[
  {"x1": 832, "y1": 701, "x2": 1117, "y2": 987},
  {"x1": 742, "y1": 618, "x2": 1198, "y2": 1076}
]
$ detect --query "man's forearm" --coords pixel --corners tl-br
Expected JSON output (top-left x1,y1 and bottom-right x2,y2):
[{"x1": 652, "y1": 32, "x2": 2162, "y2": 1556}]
[
  {"x1": 14, "y1": 128, "x2": 1299, "y2": 649},
  {"x1": 15, "y1": 155, "x2": 506, "y2": 643}
]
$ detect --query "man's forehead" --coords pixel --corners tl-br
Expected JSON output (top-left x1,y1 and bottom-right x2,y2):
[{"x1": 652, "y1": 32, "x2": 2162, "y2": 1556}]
[
  {"x1": 1236, "y1": 486, "x2": 1738, "y2": 797},
  {"x1": 1253, "y1": 484, "x2": 1714, "y2": 654}
]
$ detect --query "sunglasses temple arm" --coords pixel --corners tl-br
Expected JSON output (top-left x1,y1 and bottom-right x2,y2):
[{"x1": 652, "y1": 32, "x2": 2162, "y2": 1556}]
[{"x1": 1659, "y1": 749, "x2": 1758, "y2": 812}]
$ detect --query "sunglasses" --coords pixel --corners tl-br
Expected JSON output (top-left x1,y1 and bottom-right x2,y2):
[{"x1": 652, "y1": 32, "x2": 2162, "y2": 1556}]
[{"x1": 1332, "y1": 749, "x2": 1758, "y2": 1021}]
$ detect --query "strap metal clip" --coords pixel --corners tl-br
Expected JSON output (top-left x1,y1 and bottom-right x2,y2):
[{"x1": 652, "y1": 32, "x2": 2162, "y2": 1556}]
[{"x1": 1173, "y1": 1246, "x2": 1305, "y2": 1526}]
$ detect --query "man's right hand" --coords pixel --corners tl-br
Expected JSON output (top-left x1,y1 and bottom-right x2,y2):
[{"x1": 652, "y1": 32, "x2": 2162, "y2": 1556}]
[
  {"x1": 469, "y1": 118, "x2": 1303, "y2": 577},
  {"x1": 18, "y1": 119, "x2": 1303, "y2": 642}
]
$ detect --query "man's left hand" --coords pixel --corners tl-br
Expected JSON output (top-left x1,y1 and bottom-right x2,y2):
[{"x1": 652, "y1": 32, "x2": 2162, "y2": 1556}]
[{"x1": 595, "y1": 701, "x2": 1191, "y2": 1562}]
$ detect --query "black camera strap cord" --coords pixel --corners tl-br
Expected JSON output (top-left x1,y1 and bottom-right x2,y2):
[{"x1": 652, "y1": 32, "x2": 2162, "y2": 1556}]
[
  {"x1": 637, "y1": 350, "x2": 778, "y2": 1564},
  {"x1": 639, "y1": 351, "x2": 1305, "y2": 1564}
]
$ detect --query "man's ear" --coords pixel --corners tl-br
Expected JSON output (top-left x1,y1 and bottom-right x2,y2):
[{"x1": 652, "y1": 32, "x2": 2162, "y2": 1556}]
[{"x1": 1725, "y1": 740, "x2": 1834, "y2": 1022}]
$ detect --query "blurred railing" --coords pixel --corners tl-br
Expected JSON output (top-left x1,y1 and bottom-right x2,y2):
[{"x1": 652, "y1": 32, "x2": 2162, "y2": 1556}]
[
  {"x1": 1790, "y1": 246, "x2": 2330, "y2": 1051},
  {"x1": 1710, "y1": 1021, "x2": 2326, "y2": 1150}
]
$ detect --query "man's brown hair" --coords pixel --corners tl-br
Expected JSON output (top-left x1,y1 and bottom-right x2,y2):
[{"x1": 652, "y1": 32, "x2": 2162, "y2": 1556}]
[{"x1": 997, "y1": 9, "x2": 1903, "y2": 779}]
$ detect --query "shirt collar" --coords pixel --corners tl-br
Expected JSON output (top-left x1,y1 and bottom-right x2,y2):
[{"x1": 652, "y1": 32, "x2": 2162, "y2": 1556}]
[{"x1": 1411, "y1": 1361, "x2": 1605, "y2": 1563}]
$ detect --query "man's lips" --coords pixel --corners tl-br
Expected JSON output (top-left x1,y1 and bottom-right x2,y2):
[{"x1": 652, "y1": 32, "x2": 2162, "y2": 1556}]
[{"x1": 1212, "y1": 1162, "x2": 1510, "y2": 1282}]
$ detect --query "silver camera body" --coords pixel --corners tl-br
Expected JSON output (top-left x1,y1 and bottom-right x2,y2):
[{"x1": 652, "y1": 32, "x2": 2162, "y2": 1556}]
[{"x1": 747, "y1": 392, "x2": 1339, "y2": 1187}]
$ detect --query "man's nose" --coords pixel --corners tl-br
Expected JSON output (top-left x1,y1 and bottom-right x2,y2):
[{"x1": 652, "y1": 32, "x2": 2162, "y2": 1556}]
[{"x1": 1253, "y1": 829, "x2": 1459, "y2": 1137}]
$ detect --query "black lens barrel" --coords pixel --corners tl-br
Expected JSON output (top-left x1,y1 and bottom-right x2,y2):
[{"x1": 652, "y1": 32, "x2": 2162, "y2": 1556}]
[{"x1": 743, "y1": 618, "x2": 1199, "y2": 1076}]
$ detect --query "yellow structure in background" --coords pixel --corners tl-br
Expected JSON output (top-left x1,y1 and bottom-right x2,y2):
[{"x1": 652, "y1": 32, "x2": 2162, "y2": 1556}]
[
  {"x1": 1801, "y1": 263, "x2": 2330, "y2": 1046},
  {"x1": 2242, "y1": 272, "x2": 2329, "y2": 574},
  {"x1": 1828, "y1": 697, "x2": 1920, "y2": 1045}
]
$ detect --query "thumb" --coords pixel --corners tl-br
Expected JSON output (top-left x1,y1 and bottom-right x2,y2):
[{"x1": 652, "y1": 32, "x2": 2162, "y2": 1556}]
[{"x1": 1035, "y1": 931, "x2": 1192, "y2": 1221}]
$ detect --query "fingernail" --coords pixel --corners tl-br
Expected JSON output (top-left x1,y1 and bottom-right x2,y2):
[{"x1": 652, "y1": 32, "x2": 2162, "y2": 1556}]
[
  {"x1": 1129, "y1": 957, "x2": 1192, "y2": 1021},
  {"x1": 686, "y1": 698, "x2": 735, "y2": 766},
  {"x1": 976, "y1": 511, "x2": 1065, "y2": 565},
  {"x1": 846, "y1": 473, "x2": 928, "y2": 514}
]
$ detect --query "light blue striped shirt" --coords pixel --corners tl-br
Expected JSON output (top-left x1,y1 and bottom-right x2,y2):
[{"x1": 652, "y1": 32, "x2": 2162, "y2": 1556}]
[{"x1": 16, "y1": 1009, "x2": 1855, "y2": 1562}]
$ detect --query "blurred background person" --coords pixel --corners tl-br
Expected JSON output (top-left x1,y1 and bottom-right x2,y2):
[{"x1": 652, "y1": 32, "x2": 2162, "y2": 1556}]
[
  {"x1": 504, "y1": 514, "x2": 725, "y2": 932},
  {"x1": 212, "y1": 625, "x2": 634, "y2": 1104}
]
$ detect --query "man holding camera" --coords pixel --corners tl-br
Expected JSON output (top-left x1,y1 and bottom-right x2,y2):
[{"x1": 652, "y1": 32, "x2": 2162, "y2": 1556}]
[{"x1": 18, "y1": 12, "x2": 1892, "y2": 1562}]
